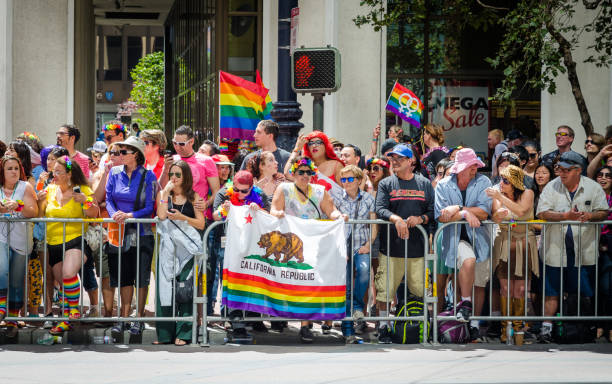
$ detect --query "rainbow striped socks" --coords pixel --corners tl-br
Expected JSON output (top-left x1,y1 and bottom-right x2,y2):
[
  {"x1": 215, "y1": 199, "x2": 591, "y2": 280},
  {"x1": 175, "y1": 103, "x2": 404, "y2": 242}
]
[{"x1": 63, "y1": 276, "x2": 80, "y2": 318}]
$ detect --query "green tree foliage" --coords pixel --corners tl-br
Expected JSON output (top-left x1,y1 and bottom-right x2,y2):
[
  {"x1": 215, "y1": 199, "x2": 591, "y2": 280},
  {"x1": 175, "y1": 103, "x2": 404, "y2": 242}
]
[
  {"x1": 355, "y1": 0, "x2": 612, "y2": 136},
  {"x1": 129, "y1": 51, "x2": 164, "y2": 130}
]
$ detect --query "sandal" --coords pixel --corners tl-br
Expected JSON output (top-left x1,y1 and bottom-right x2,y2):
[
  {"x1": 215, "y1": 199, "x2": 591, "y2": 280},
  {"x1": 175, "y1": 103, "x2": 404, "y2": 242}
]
[
  {"x1": 152, "y1": 340, "x2": 171, "y2": 345},
  {"x1": 174, "y1": 338, "x2": 187, "y2": 346},
  {"x1": 50, "y1": 321, "x2": 72, "y2": 335}
]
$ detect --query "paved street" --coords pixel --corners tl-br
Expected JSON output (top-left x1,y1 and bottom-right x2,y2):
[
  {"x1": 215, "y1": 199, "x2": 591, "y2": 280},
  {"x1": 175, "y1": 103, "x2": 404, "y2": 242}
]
[{"x1": 3, "y1": 342, "x2": 612, "y2": 383}]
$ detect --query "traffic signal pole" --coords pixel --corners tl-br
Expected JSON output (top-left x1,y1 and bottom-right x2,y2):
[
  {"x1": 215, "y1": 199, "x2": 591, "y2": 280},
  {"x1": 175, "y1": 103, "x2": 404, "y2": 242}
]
[{"x1": 313, "y1": 93, "x2": 324, "y2": 131}]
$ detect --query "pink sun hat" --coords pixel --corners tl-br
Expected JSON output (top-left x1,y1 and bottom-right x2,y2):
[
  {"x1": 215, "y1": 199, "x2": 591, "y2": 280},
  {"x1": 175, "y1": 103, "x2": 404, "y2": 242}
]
[{"x1": 450, "y1": 148, "x2": 485, "y2": 174}]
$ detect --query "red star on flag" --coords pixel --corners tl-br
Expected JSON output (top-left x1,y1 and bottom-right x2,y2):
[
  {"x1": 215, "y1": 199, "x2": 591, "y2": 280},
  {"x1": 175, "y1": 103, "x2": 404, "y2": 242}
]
[{"x1": 245, "y1": 214, "x2": 253, "y2": 224}]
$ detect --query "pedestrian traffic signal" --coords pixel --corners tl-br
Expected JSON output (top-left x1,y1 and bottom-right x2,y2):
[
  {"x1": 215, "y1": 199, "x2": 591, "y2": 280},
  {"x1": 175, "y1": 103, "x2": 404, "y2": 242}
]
[{"x1": 292, "y1": 47, "x2": 341, "y2": 94}]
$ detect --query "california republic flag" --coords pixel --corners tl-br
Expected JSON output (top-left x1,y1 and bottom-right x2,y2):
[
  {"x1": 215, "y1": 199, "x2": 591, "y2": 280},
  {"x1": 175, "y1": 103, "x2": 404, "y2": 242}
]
[{"x1": 222, "y1": 205, "x2": 347, "y2": 320}]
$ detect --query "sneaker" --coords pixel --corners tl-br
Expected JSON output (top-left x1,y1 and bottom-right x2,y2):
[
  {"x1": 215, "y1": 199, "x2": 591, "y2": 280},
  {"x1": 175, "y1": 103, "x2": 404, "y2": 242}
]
[
  {"x1": 345, "y1": 334, "x2": 363, "y2": 344},
  {"x1": 538, "y1": 331, "x2": 553, "y2": 344},
  {"x1": 84, "y1": 307, "x2": 99, "y2": 318},
  {"x1": 43, "y1": 320, "x2": 55, "y2": 329},
  {"x1": 299, "y1": 326, "x2": 314, "y2": 343},
  {"x1": 5, "y1": 322, "x2": 18, "y2": 338},
  {"x1": 321, "y1": 324, "x2": 332, "y2": 335},
  {"x1": 469, "y1": 326, "x2": 482, "y2": 343},
  {"x1": 354, "y1": 319, "x2": 367, "y2": 334},
  {"x1": 129, "y1": 321, "x2": 143, "y2": 335},
  {"x1": 456, "y1": 300, "x2": 472, "y2": 322},
  {"x1": 270, "y1": 321, "x2": 285, "y2": 333},
  {"x1": 249, "y1": 321, "x2": 268, "y2": 333},
  {"x1": 378, "y1": 325, "x2": 392, "y2": 344},
  {"x1": 111, "y1": 322, "x2": 125, "y2": 334}
]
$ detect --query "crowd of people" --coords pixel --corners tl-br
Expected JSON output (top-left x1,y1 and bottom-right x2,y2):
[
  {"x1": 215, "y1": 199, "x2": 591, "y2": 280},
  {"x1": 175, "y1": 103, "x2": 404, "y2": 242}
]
[{"x1": 1, "y1": 119, "x2": 612, "y2": 346}]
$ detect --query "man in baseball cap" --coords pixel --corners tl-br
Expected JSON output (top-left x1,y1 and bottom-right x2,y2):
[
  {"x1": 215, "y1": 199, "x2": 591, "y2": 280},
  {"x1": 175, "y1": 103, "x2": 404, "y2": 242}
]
[{"x1": 374, "y1": 142, "x2": 434, "y2": 343}]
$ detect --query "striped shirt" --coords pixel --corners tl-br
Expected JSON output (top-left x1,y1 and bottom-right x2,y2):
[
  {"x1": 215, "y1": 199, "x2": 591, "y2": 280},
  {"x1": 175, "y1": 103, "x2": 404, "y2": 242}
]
[{"x1": 335, "y1": 190, "x2": 375, "y2": 250}]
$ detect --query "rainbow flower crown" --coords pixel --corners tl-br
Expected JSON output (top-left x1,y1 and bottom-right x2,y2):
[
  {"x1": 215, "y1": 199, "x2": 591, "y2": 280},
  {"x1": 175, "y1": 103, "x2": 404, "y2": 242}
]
[
  {"x1": 103, "y1": 123, "x2": 127, "y2": 132},
  {"x1": 289, "y1": 158, "x2": 318, "y2": 175},
  {"x1": 19, "y1": 131, "x2": 40, "y2": 142},
  {"x1": 64, "y1": 156, "x2": 72, "y2": 171},
  {"x1": 366, "y1": 158, "x2": 389, "y2": 168}
]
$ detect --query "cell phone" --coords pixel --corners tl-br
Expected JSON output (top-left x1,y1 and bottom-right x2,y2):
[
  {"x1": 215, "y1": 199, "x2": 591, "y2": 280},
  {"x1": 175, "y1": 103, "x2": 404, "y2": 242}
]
[
  {"x1": 167, "y1": 196, "x2": 173, "y2": 210},
  {"x1": 73, "y1": 186, "x2": 81, "y2": 194},
  {"x1": 163, "y1": 149, "x2": 174, "y2": 157}
]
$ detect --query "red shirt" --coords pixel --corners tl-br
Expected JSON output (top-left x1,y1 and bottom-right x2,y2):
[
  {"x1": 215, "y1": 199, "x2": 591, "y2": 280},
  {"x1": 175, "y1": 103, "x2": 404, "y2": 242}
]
[{"x1": 145, "y1": 156, "x2": 165, "y2": 180}]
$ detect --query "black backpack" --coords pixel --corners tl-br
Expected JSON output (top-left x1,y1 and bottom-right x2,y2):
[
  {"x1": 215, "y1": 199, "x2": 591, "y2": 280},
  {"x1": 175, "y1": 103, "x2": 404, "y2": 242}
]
[
  {"x1": 553, "y1": 294, "x2": 596, "y2": 344},
  {"x1": 392, "y1": 300, "x2": 429, "y2": 343}
]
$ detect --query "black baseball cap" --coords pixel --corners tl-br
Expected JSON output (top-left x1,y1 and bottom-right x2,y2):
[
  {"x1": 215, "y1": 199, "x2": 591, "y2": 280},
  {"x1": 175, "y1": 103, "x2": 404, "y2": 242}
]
[{"x1": 507, "y1": 130, "x2": 524, "y2": 141}]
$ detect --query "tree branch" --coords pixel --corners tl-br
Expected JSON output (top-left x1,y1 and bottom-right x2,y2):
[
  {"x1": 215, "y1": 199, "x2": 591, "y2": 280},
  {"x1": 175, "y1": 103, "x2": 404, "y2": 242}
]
[
  {"x1": 583, "y1": 0, "x2": 603, "y2": 10},
  {"x1": 544, "y1": 6, "x2": 594, "y2": 136},
  {"x1": 476, "y1": 0, "x2": 510, "y2": 11}
]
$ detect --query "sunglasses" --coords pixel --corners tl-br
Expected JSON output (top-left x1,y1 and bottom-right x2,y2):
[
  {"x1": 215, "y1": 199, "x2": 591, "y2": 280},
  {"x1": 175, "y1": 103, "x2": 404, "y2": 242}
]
[
  {"x1": 340, "y1": 177, "x2": 356, "y2": 183},
  {"x1": 109, "y1": 151, "x2": 120, "y2": 156},
  {"x1": 295, "y1": 169, "x2": 315, "y2": 176},
  {"x1": 528, "y1": 153, "x2": 538, "y2": 159},
  {"x1": 119, "y1": 149, "x2": 135, "y2": 155},
  {"x1": 597, "y1": 172, "x2": 612, "y2": 179},
  {"x1": 501, "y1": 177, "x2": 511, "y2": 185},
  {"x1": 168, "y1": 172, "x2": 182, "y2": 178},
  {"x1": 371, "y1": 166, "x2": 383, "y2": 172},
  {"x1": 235, "y1": 186, "x2": 252, "y2": 194},
  {"x1": 307, "y1": 140, "x2": 324, "y2": 147},
  {"x1": 144, "y1": 140, "x2": 157, "y2": 146},
  {"x1": 173, "y1": 140, "x2": 189, "y2": 147},
  {"x1": 104, "y1": 135, "x2": 116, "y2": 142},
  {"x1": 56, "y1": 131, "x2": 70, "y2": 136},
  {"x1": 555, "y1": 132, "x2": 570, "y2": 137}
]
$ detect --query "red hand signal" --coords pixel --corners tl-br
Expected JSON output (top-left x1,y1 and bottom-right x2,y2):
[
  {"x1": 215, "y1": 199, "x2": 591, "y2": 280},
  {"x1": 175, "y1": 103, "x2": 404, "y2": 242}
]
[{"x1": 295, "y1": 55, "x2": 314, "y2": 87}]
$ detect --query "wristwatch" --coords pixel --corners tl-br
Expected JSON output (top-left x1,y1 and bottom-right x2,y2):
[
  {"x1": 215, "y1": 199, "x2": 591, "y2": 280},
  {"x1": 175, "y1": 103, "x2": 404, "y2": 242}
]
[
  {"x1": 420, "y1": 214, "x2": 427, "y2": 224},
  {"x1": 458, "y1": 205, "x2": 464, "y2": 212}
]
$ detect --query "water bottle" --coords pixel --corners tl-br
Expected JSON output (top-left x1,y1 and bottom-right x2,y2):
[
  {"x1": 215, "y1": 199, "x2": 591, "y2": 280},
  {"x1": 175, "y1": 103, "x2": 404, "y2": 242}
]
[
  {"x1": 555, "y1": 313, "x2": 564, "y2": 340},
  {"x1": 37, "y1": 334, "x2": 61, "y2": 345},
  {"x1": 506, "y1": 321, "x2": 514, "y2": 345}
]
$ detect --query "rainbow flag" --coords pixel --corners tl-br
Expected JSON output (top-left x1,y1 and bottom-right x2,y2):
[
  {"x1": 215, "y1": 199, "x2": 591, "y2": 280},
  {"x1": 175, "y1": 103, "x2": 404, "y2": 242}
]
[
  {"x1": 219, "y1": 70, "x2": 272, "y2": 141},
  {"x1": 386, "y1": 81, "x2": 423, "y2": 127},
  {"x1": 222, "y1": 206, "x2": 347, "y2": 321},
  {"x1": 256, "y1": 70, "x2": 273, "y2": 119}
]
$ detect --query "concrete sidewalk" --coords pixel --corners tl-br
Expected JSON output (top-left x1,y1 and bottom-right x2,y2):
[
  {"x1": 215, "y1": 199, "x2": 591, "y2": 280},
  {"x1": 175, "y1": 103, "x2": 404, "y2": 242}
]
[{"x1": 2, "y1": 343, "x2": 612, "y2": 383}]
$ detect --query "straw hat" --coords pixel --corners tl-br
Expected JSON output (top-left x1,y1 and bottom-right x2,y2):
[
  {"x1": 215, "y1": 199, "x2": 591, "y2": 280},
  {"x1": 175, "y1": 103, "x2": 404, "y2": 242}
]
[{"x1": 500, "y1": 164, "x2": 525, "y2": 191}]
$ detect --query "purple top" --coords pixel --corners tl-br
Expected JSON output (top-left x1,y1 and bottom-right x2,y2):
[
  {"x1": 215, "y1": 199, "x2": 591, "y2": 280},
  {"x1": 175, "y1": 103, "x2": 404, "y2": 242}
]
[{"x1": 106, "y1": 165, "x2": 157, "y2": 235}]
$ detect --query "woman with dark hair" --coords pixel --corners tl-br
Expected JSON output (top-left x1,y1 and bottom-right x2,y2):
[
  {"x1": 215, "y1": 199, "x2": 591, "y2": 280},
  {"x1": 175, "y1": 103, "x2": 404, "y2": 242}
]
[
  {"x1": 534, "y1": 163, "x2": 554, "y2": 211},
  {"x1": 105, "y1": 136, "x2": 157, "y2": 335},
  {"x1": 7, "y1": 141, "x2": 34, "y2": 186},
  {"x1": 272, "y1": 156, "x2": 343, "y2": 343},
  {"x1": 247, "y1": 151, "x2": 285, "y2": 200},
  {"x1": 0, "y1": 156, "x2": 38, "y2": 336},
  {"x1": 39, "y1": 156, "x2": 98, "y2": 334},
  {"x1": 155, "y1": 160, "x2": 204, "y2": 345},
  {"x1": 487, "y1": 165, "x2": 538, "y2": 343},
  {"x1": 421, "y1": 124, "x2": 448, "y2": 180},
  {"x1": 595, "y1": 166, "x2": 612, "y2": 342},
  {"x1": 365, "y1": 156, "x2": 391, "y2": 197},
  {"x1": 522, "y1": 141, "x2": 541, "y2": 179},
  {"x1": 586, "y1": 133, "x2": 605, "y2": 164}
]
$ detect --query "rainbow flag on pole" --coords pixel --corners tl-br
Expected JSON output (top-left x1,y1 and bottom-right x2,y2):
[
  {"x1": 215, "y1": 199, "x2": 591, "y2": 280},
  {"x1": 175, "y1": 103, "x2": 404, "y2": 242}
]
[
  {"x1": 385, "y1": 81, "x2": 423, "y2": 128},
  {"x1": 222, "y1": 206, "x2": 347, "y2": 320},
  {"x1": 219, "y1": 70, "x2": 272, "y2": 141}
]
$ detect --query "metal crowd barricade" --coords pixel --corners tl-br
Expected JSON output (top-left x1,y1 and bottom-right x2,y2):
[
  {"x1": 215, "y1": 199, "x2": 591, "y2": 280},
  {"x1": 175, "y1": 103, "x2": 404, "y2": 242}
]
[
  {"x1": 198, "y1": 219, "x2": 433, "y2": 346},
  {"x1": 432, "y1": 220, "x2": 612, "y2": 345},
  {"x1": 0, "y1": 216, "x2": 199, "y2": 344}
]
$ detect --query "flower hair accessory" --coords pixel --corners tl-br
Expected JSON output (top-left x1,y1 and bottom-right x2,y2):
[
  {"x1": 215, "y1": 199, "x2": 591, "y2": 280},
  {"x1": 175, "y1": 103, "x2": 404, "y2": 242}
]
[
  {"x1": 289, "y1": 158, "x2": 318, "y2": 175},
  {"x1": 15, "y1": 200, "x2": 24, "y2": 212},
  {"x1": 366, "y1": 158, "x2": 389, "y2": 169},
  {"x1": 20, "y1": 131, "x2": 40, "y2": 141},
  {"x1": 103, "y1": 123, "x2": 127, "y2": 132},
  {"x1": 64, "y1": 156, "x2": 72, "y2": 171}
]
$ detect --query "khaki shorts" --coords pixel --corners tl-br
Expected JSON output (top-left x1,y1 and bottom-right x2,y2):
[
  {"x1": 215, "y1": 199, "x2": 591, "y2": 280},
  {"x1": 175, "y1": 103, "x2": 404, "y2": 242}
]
[
  {"x1": 375, "y1": 254, "x2": 424, "y2": 303},
  {"x1": 456, "y1": 240, "x2": 490, "y2": 288},
  {"x1": 93, "y1": 249, "x2": 110, "y2": 279}
]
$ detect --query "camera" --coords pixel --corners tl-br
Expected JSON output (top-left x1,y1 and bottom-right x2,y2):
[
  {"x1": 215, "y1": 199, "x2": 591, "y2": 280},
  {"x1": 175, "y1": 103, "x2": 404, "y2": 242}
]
[{"x1": 163, "y1": 149, "x2": 174, "y2": 157}]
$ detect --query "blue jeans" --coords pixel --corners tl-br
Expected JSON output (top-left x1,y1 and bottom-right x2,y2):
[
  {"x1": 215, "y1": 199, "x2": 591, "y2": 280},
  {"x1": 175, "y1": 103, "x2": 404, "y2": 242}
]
[
  {"x1": 0, "y1": 242, "x2": 26, "y2": 306},
  {"x1": 342, "y1": 251, "x2": 370, "y2": 335},
  {"x1": 207, "y1": 230, "x2": 225, "y2": 315}
]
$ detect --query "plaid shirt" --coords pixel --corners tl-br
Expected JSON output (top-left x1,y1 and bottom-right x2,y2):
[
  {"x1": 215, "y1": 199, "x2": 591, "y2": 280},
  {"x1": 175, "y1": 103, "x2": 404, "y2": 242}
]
[{"x1": 335, "y1": 190, "x2": 375, "y2": 250}]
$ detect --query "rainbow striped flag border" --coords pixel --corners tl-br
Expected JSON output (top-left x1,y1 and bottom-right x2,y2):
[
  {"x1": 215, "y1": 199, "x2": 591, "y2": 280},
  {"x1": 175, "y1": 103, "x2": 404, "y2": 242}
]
[{"x1": 385, "y1": 80, "x2": 423, "y2": 128}]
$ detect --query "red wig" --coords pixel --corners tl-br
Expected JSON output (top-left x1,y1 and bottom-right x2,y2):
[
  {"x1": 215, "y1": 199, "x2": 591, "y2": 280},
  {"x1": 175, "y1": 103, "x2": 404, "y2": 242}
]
[{"x1": 302, "y1": 131, "x2": 344, "y2": 165}]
